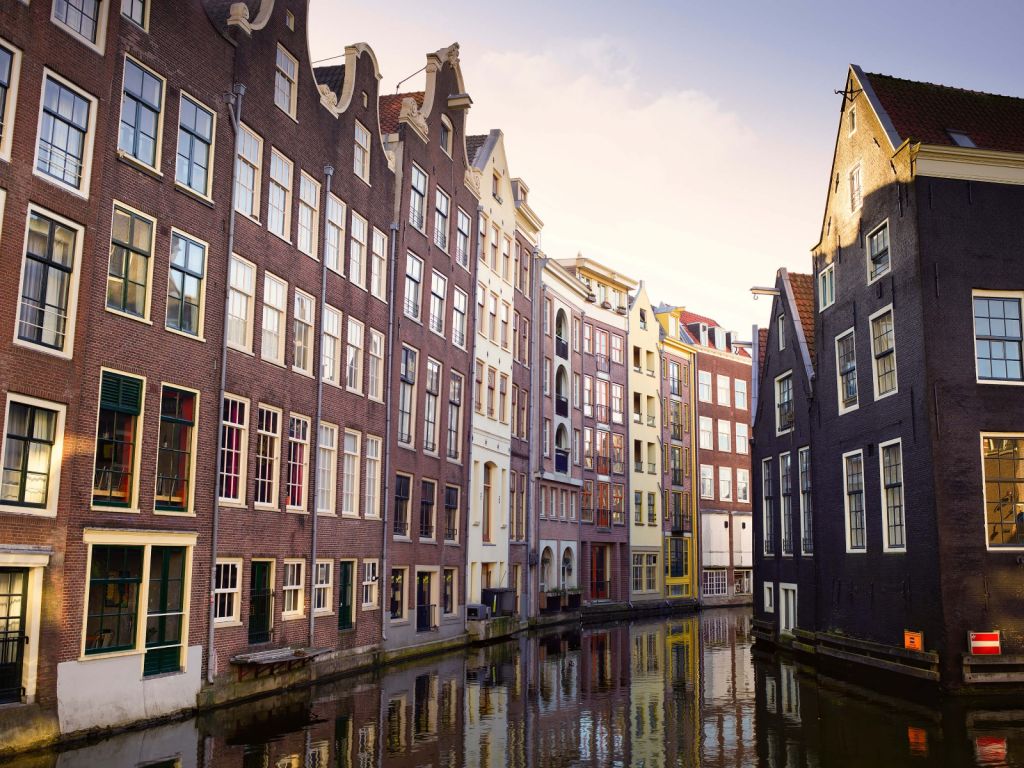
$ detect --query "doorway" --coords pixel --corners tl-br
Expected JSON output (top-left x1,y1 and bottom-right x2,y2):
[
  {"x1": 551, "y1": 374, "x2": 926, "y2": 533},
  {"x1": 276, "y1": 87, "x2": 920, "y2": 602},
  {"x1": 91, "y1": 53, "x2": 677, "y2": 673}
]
[
  {"x1": 248, "y1": 561, "x2": 273, "y2": 644},
  {"x1": 0, "y1": 568, "x2": 27, "y2": 703}
]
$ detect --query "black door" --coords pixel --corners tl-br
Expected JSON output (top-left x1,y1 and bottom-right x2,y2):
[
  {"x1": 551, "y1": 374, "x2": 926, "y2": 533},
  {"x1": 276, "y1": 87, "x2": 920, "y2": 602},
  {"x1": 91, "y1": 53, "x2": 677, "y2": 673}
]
[
  {"x1": 415, "y1": 572, "x2": 432, "y2": 632},
  {"x1": 248, "y1": 561, "x2": 273, "y2": 644},
  {"x1": 337, "y1": 561, "x2": 353, "y2": 630},
  {"x1": 0, "y1": 568, "x2": 28, "y2": 704}
]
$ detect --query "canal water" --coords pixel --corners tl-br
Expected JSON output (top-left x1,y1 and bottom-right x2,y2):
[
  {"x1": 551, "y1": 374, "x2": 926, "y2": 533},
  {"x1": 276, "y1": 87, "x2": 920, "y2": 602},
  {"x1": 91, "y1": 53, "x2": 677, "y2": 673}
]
[{"x1": 4, "y1": 607, "x2": 1024, "y2": 767}]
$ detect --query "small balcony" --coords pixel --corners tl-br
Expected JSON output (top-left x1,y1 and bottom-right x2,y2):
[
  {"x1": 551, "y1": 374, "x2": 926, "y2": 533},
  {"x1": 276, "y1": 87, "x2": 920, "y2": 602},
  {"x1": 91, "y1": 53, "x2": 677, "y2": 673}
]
[
  {"x1": 453, "y1": 328, "x2": 466, "y2": 347},
  {"x1": 595, "y1": 354, "x2": 610, "y2": 373},
  {"x1": 409, "y1": 207, "x2": 425, "y2": 230},
  {"x1": 593, "y1": 405, "x2": 609, "y2": 424},
  {"x1": 555, "y1": 395, "x2": 569, "y2": 417},
  {"x1": 555, "y1": 335, "x2": 569, "y2": 360},
  {"x1": 393, "y1": 515, "x2": 408, "y2": 537},
  {"x1": 419, "y1": 513, "x2": 434, "y2": 539},
  {"x1": 429, "y1": 313, "x2": 444, "y2": 334},
  {"x1": 555, "y1": 449, "x2": 569, "y2": 474},
  {"x1": 456, "y1": 245, "x2": 469, "y2": 266},
  {"x1": 434, "y1": 228, "x2": 448, "y2": 251},
  {"x1": 634, "y1": 460, "x2": 644, "y2": 473},
  {"x1": 595, "y1": 508, "x2": 611, "y2": 529},
  {"x1": 403, "y1": 297, "x2": 420, "y2": 319}
]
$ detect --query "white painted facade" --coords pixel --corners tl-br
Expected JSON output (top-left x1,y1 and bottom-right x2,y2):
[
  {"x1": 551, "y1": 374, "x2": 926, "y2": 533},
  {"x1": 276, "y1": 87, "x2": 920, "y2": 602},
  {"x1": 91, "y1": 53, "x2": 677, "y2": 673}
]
[{"x1": 467, "y1": 131, "x2": 516, "y2": 604}]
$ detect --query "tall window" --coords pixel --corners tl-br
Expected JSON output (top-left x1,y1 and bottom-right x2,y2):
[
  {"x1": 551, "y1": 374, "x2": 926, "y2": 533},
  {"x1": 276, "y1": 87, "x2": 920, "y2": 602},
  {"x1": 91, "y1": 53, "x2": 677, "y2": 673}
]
[
  {"x1": 393, "y1": 475, "x2": 410, "y2": 536},
  {"x1": 268, "y1": 149, "x2": 293, "y2": 239},
  {"x1": 974, "y1": 295, "x2": 1023, "y2": 382},
  {"x1": 176, "y1": 94, "x2": 213, "y2": 196},
  {"x1": 325, "y1": 194, "x2": 345, "y2": 273},
  {"x1": 218, "y1": 395, "x2": 247, "y2": 503},
  {"x1": 404, "y1": 253, "x2": 423, "y2": 320},
  {"x1": 141, "y1": 545, "x2": 187, "y2": 675},
  {"x1": 274, "y1": 45, "x2": 298, "y2": 117},
  {"x1": 762, "y1": 458, "x2": 774, "y2": 554},
  {"x1": 780, "y1": 453, "x2": 793, "y2": 554},
  {"x1": 849, "y1": 164, "x2": 862, "y2": 211},
  {"x1": 349, "y1": 213, "x2": 367, "y2": 287},
  {"x1": 390, "y1": 569, "x2": 406, "y2": 620},
  {"x1": 736, "y1": 422, "x2": 749, "y2": 454},
  {"x1": 819, "y1": 263, "x2": 835, "y2": 310},
  {"x1": 1, "y1": 398, "x2": 60, "y2": 510},
  {"x1": 482, "y1": 464, "x2": 493, "y2": 542},
  {"x1": 37, "y1": 74, "x2": 93, "y2": 191},
  {"x1": 444, "y1": 487, "x2": 459, "y2": 541},
  {"x1": 423, "y1": 360, "x2": 441, "y2": 453},
  {"x1": 93, "y1": 372, "x2": 143, "y2": 507},
  {"x1": 54, "y1": 0, "x2": 103, "y2": 44},
  {"x1": 282, "y1": 561, "x2": 304, "y2": 616},
  {"x1": 370, "y1": 228, "x2": 387, "y2": 300},
  {"x1": 362, "y1": 560, "x2": 379, "y2": 607},
  {"x1": 718, "y1": 466, "x2": 732, "y2": 501},
  {"x1": 166, "y1": 232, "x2": 205, "y2": 336},
  {"x1": 456, "y1": 209, "x2": 471, "y2": 267},
  {"x1": 737, "y1": 468, "x2": 750, "y2": 503},
  {"x1": 982, "y1": 436, "x2": 1024, "y2": 548},
  {"x1": 322, "y1": 306, "x2": 342, "y2": 385},
  {"x1": 698, "y1": 417, "x2": 712, "y2": 450},
  {"x1": 700, "y1": 465, "x2": 713, "y2": 499},
  {"x1": 155, "y1": 387, "x2": 195, "y2": 512},
  {"x1": 409, "y1": 165, "x2": 427, "y2": 230},
  {"x1": 261, "y1": 273, "x2": 287, "y2": 365},
  {"x1": 341, "y1": 430, "x2": 359, "y2": 516},
  {"x1": 227, "y1": 255, "x2": 255, "y2": 351},
  {"x1": 398, "y1": 347, "x2": 417, "y2": 445},
  {"x1": 799, "y1": 447, "x2": 812, "y2": 554},
  {"x1": 18, "y1": 210, "x2": 79, "y2": 353},
  {"x1": 881, "y1": 440, "x2": 905, "y2": 551},
  {"x1": 254, "y1": 405, "x2": 280, "y2": 507},
  {"x1": 297, "y1": 173, "x2": 320, "y2": 257},
  {"x1": 698, "y1": 370, "x2": 712, "y2": 402},
  {"x1": 316, "y1": 423, "x2": 337, "y2": 515},
  {"x1": 420, "y1": 480, "x2": 436, "y2": 539},
  {"x1": 452, "y1": 289, "x2": 468, "y2": 348},
  {"x1": 716, "y1": 375, "x2": 731, "y2": 405},
  {"x1": 0, "y1": 42, "x2": 17, "y2": 158},
  {"x1": 844, "y1": 451, "x2": 865, "y2": 551},
  {"x1": 434, "y1": 188, "x2": 450, "y2": 250},
  {"x1": 836, "y1": 331, "x2": 858, "y2": 410},
  {"x1": 287, "y1": 415, "x2": 310, "y2": 510},
  {"x1": 429, "y1": 272, "x2": 446, "y2": 334},
  {"x1": 368, "y1": 329, "x2": 384, "y2": 400},
  {"x1": 775, "y1": 373, "x2": 793, "y2": 432},
  {"x1": 293, "y1": 290, "x2": 315, "y2": 375},
  {"x1": 364, "y1": 436, "x2": 381, "y2": 517},
  {"x1": 735, "y1": 379, "x2": 748, "y2": 410},
  {"x1": 871, "y1": 308, "x2": 897, "y2": 397},
  {"x1": 346, "y1": 318, "x2": 364, "y2": 393},
  {"x1": 84, "y1": 546, "x2": 143, "y2": 655},
  {"x1": 447, "y1": 373, "x2": 463, "y2": 460},
  {"x1": 717, "y1": 419, "x2": 731, "y2": 452},
  {"x1": 234, "y1": 125, "x2": 262, "y2": 218},
  {"x1": 119, "y1": 58, "x2": 163, "y2": 168},
  {"x1": 353, "y1": 121, "x2": 370, "y2": 182},
  {"x1": 868, "y1": 221, "x2": 890, "y2": 280}
]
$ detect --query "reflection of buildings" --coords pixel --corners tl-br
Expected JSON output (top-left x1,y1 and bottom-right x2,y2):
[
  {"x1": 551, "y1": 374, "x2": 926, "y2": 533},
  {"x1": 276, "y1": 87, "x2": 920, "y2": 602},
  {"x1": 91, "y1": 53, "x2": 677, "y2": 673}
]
[{"x1": 700, "y1": 610, "x2": 754, "y2": 767}]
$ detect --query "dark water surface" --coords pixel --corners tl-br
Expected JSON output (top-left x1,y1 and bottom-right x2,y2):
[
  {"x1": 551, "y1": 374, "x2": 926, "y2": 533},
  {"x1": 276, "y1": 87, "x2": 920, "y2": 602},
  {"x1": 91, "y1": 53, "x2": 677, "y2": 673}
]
[{"x1": 5, "y1": 607, "x2": 1024, "y2": 767}]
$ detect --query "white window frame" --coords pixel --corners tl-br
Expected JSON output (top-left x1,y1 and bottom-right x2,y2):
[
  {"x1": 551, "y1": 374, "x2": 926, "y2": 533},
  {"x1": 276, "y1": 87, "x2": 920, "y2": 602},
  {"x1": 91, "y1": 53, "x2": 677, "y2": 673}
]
[
  {"x1": 849, "y1": 164, "x2": 862, "y2": 212},
  {"x1": 227, "y1": 254, "x2": 256, "y2": 353},
  {"x1": 737, "y1": 468, "x2": 750, "y2": 504},
  {"x1": 368, "y1": 329, "x2": 385, "y2": 402},
  {"x1": 33, "y1": 69, "x2": 99, "y2": 198},
  {"x1": 286, "y1": 414, "x2": 310, "y2": 512},
  {"x1": 879, "y1": 437, "x2": 906, "y2": 553},
  {"x1": 699, "y1": 465, "x2": 714, "y2": 499},
  {"x1": 779, "y1": 583, "x2": 797, "y2": 634},
  {"x1": 777, "y1": 314, "x2": 786, "y2": 351},
  {"x1": 818, "y1": 262, "x2": 835, "y2": 310},
  {"x1": 364, "y1": 435, "x2": 381, "y2": 518},
  {"x1": 353, "y1": 121, "x2": 371, "y2": 183},
  {"x1": 404, "y1": 252, "x2": 423, "y2": 321},
  {"x1": 370, "y1": 227, "x2": 387, "y2": 301},
  {"x1": 274, "y1": 44, "x2": 299, "y2": 119},
  {"x1": 321, "y1": 305, "x2": 342, "y2": 386},
  {"x1": 718, "y1": 466, "x2": 732, "y2": 501},
  {"x1": 775, "y1": 371, "x2": 794, "y2": 435},
  {"x1": 763, "y1": 582, "x2": 774, "y2": 613},
  {"x1": 717, "y1": 419, "x2": 731, "y2": 453},
  {"x1": 698, "y1": 416, "x2": 713, "y2": 450},
  {"x1": 452, "y1": 288, "x2": 468, "y2": 349},
  {"x1": 234, "y1": 123, "x2": 263, "y2": 220},
  {"x1": 346, "y1": 317, "x2": 364, "y2": 394},
  {"x1": 349, "y1": 212, "x2": 367, "y2": 288},
  {"x1": 835, "y1": 329, "x2": 859, "y2": 415},
  {"x1": 869, "y1": 304, "x2": 898, "y2": 400},
  {"x1": 325, "y1": 194, "x2": 346, "y2": 274},
  {"x1": 282, "y1": 559, "x2": 305, "y2": 618},
  {"x1": 292, "y1": 289, "x2": 315, "y2": 376},
  {"x1": 0, "y1": 392, "x2": 68, "y2": 517},
  {"x1": 213, "y1": 558, "x2": 241, "y2": 625},
  {"x1": 117, "y1": 55, "x2": 166, "y2": 173},
  {"x1": 867, "y1": 219, "x2": 891, "y2": 284},
  {"x1": 972, "y1": 290, "x2": 1024, "y2": 385},
  {"x1": 0, "y1": 37, "x2": 23, "y2": 163},
  {"x1": 316, "y1": 422, "x2": 337, "y2": 516},
  {"x1": 51, "y1": 0, "x2": 109, "y2": 55},
  {"x1": 429, "y1": 270, "x2": 447, "y2": 336},
  {"x1": 267, "y1": 148, "x2": 293, "y2": 242},
  {"x1": 842, "y1": 449, "x2": 866, "y2": 554},
  {"x1": 218, "y1": 393, "x2": 249, "y2": 506},
  {"x1": 734, "y1": 378, "x2": 748, "y2": 411},
  {"x1": 261, "y1": 271, "x2": 287, "y2": 366},
  {"x1": 735, "y1": 422, "x2": 749, "y2": 455},
  {"x1": 716, "y1": 374, "x2": 730, "y2": 406},
  {"x1": 165, "y1": 227, "x2": 209, "y2": 341},
  {"x1": 698, "y1": 370, "x2": 712, "y2": 403},
  {"x1": 361, "y1": 559, "x2": 378, "y2": 608},
  {"x1": 254, "y1": 403, "x2": 281, "y2": 510},
  {"x1": 798, "y1": 446, "x2": 812, "y2": 556},
  {"x1": 342, "y1": 429, "x2": 361, "y2": 517},
  {"x1": 297, "y1": 171, "x2": 320, "y2": 258},
  {"x1": 313, "y1": 559, "x2": 333, "y2": 615}
]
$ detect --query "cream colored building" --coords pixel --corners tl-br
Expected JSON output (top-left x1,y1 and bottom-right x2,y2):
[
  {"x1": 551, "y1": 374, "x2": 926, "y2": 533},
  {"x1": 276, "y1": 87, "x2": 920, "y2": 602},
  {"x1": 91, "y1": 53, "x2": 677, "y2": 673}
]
[
  {"x1": 466, "y1": 130, "x2": 515, "y2": 603},
  {"x1": 628, "y1": 285, "x2": 664, "y2": 601}
]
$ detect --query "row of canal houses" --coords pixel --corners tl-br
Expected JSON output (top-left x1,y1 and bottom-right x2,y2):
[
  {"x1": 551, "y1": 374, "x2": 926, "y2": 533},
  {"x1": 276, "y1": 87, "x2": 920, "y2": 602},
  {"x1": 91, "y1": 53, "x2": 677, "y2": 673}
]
[
  {"x1": 753, "y1": 64, "x2": 1024, "y2": 690},
  {"x1": 0, "y1": 0, "x2": 751, "y2": 749}
]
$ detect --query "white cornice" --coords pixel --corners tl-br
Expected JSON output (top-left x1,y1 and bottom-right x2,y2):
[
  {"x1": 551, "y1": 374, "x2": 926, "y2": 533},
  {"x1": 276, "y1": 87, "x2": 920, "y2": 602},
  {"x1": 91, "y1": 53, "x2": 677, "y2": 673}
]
[{"x1": 912, "y1": 143, "x2": 1024, "y2": 186}]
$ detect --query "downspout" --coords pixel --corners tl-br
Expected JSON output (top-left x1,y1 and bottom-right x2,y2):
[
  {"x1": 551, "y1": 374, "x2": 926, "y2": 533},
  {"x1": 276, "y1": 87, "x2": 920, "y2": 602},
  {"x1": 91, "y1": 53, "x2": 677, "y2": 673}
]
[
  {"x1": 207, "y1": 82, "x2": 245, "y2": 684},
  {"x1": 528, "y1": 251, "x2": 547, "y2": 618},
  {"x1": 308, "y1": 164, "x2": 335, "y2": 646},
  {"x1": 380, "y1": 219, "x2": 399, "y2": 643}
]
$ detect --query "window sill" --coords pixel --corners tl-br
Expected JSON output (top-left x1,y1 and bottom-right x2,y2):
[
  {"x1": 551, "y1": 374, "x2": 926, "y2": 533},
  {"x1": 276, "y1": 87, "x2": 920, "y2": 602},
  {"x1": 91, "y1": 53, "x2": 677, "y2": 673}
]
[
  {"x1": 419, "y1": 538, "x2": 437, "y2": 545},
  {"x1": 105, "y1": 306, "x2": 153, "y2": 325},
  {"x1": 154, "y1": 509, "x2": 196, "y2": 517},
  {"x1": 227, "y1": 344, "x2": 255, "y2": 357},
  {"x1": 285, "y1": 507, "x2": 309, "y2": 515},
  {"x1": 90, "y1": 504, "x2": 140, "y2": 514},
  {"x1": 282, "y1": 613, "x2": 305, "y2": 622},
  {"x1": 219, "y1": 500, "x2": 248, "y2": 509},
  {"x1": 0, "y1": 504, "x2": 57, "y2": 519},
  {"x1": 12, "y1": 337, "x2": 73, "y2": 361},
  {"x1": 174, "y1": 181, "x2": 214, "y2": 208},
  {"x1": 291, "y1": 367, "x2": 314, "y2": 378},
  {"x1": 165, "y1": 326, "x2": 205, "y2": 343},
  {"x1": 214, "y1": 620, "x2": 243, "y2": 629},
  {"x1": 253, "y1": 503, "x2": 278, "y2": 512},
  {"x1": 116, "y1": 151, "x2": 163, "y2": 180},
  {"x1": 78, "y1": 648, "x2": 145, "y2": 663}
]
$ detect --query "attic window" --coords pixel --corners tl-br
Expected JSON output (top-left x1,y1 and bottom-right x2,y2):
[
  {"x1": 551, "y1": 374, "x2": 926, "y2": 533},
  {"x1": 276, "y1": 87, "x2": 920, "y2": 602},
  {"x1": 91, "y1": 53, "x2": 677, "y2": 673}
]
[
  {"x1": 285, "y1": 11, "x2": 294, "y2": 30},
  {"x1": 948, "y1": 130, "x2": 976, "y2": 148},
  {"x1": 849, "y1": 106, "x2": 857, "y2": 134},
  {"x1": 361, "y1": 91, "x2": 368, "y2": 108}
]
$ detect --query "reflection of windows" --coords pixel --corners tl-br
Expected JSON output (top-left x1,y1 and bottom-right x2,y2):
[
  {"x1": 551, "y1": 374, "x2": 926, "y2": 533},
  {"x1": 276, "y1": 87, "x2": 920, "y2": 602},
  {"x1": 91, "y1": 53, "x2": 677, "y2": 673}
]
[
  {"x1": 93, "y1": 371, "x2": 143, "y2": 507},
  {"x1": 166, "y1": 232, "x2": 206, "y2": 337},
  {"x1": 18, "y1": 209, "x2": 81, "y2": 353},
  {"x1": 1, "y1": 396, "x2": 63, "y2": 512},
  {"x1": 155, "y1": 387, "x2": 196, "y2": 512},
  {"x1": 980, "y1": 435, "x2": 1024, "y2": 549},
  {"x1": 37, "y1": 73, "x2": 96, "y2": 192},
  {"x1": 974, "y1": 295, "x2": 1023, "y2": 381},
  {"x1": 118, "y1": 58, "x2": 163, "y2": 168}
]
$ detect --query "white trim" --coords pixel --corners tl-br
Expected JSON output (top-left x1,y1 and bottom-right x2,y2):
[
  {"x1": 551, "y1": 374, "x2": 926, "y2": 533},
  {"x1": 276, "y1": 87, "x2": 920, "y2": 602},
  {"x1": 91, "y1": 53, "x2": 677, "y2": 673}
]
[
  {"x1": 763, "y1": 581, "x2": 774, "y2": 613},
  {"x1": 0, "y1": 37, "x2": 23, "y2": 162},
  {"x1": 779, "y1": 451, "x2": 792, "y2": 557},
  {"x1": 866, "y1": 218, "x2": 891, "y2": 285},
  {"x1": 175, "y1": 90, "x2": 217, "y2": 200},
  {"x1": 281, "y1": 558, "x2": 306, "y2": 619},
  {"x1": 32, "y1": 68, "x2": 99, "y2": 198},
  {"x1": 0, "y1": 393, "x2": 67, "y2": 517},
  {"x1": 842, "y1": 449, "x2": 866, "y2": 554},
  {"x1": 971, "y1": 289, "x2": 1024, "y2": 386},
  {"x1": 835, "y1": 328, "x2": 859, "y2": 415},
  {"x1": 868, "y1": 304, "x2": 898, "y2": 401},
  {"x1": 774, "y1": 370, "x2": 794, "y2": 435},
  {"x1": 779, "y1": 582, "x2": 798, "y2": 635},
  {"x1": 878, "y1": 437, "x2": 906, "y2": 553},
  {"x1": 165, "y1": 226, "x2": 210, "y2": 342},
  {"x1": 117, "y1": 54, "x2": 167, "y2": 175},
  {"x1": 51, "y1": 0, "x2": 109, "y2": 55},
  {"x1": 213, "y1": 557, "x2": 243, "y2": 625},
  {"x1": 818, "y1": 263, "x2": 835, "y2": 311},
  {"x1": 106, "y1": 199, "x2": 157, "y2": 324},
  {"x1": 798, "y1": 446, "x2": 812, "y2": 557}
]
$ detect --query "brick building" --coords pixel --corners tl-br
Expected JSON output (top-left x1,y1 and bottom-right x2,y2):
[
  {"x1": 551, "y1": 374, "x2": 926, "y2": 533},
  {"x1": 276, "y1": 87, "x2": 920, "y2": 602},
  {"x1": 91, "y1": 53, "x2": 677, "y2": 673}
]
[
  {"x1": 660, "y1": 307, "x2": 752, "y2": 605},
  {"x1": 753, "y1": 65, "x2": 1024, "y2": 690}
]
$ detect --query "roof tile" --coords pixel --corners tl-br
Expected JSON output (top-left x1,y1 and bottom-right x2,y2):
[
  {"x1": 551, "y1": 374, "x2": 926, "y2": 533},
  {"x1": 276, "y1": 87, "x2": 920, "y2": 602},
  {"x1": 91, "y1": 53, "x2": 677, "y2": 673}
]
[
  {"x1": 788, "y1": 272, "x2": 815, "y2": 366},
  {"x1": 378, "y1": 91, "x2": 424, "y2": 135}
]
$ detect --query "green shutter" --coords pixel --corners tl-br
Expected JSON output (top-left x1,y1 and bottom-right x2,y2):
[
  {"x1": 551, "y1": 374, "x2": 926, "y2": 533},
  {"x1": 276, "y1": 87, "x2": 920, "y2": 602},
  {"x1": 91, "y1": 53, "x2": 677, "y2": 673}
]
[{"x1": 100, "y1": 372, "x2": 144, "y2": 415}]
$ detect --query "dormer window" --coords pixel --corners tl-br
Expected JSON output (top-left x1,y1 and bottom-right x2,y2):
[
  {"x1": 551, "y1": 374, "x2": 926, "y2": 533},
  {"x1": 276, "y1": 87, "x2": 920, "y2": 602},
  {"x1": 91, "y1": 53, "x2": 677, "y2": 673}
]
[
  {"x1": 699, "y1": 324, "x2": 708, "y2": 347},
  {"x1": 948, "y1": 130, "x2": 976, "y2": 148}
]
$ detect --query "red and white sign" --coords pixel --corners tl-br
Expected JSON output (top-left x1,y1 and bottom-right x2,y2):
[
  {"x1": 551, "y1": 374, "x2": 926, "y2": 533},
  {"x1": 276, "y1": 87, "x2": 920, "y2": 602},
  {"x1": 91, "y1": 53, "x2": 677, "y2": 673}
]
[{"x1": 969, "y1": 631, "x2": 1001, "y2": 655}]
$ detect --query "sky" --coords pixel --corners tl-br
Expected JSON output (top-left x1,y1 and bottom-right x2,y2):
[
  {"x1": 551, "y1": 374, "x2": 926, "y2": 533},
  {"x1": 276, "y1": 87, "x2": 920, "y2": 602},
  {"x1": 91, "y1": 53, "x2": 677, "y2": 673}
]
[{"x1": 307, "y1": 0, "x2": 1024, "y2": 336}]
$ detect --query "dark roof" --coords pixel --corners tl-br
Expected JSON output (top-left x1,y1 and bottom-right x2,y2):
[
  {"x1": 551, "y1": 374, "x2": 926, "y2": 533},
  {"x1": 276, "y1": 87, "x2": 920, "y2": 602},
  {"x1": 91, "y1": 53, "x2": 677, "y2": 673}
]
[
  {"x1": 379, "y1": 91, "x2": 424, "y2": 134},
  {"x1": 788, "y1": 272, "x2": 815, "y2": 366},
  {"x1": 313, "y1": 65, "x2": 345, "y2": 98},
  {"x1": 863, "y1": 71, "x2": 1024, "y2": 153},
  {"x1": 466, "y1": 134, "x2": 488, "y2": 164}
]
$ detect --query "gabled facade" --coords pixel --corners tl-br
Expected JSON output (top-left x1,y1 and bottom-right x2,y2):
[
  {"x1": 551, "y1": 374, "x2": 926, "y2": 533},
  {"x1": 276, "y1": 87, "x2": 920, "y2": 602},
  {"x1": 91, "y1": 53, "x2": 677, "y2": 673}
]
[
  {"x1": 381, "y1": 44, "x2": 478, "y2": 651},
  {"x1": 751, "y1": 269, "x2": 815, "y2": 642}
]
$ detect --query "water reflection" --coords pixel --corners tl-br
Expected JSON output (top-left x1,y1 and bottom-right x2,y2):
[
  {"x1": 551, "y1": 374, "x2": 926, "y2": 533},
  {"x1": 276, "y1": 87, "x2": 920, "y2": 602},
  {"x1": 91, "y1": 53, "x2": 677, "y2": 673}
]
[{"x1": 5, "y1": 608, "x2": 1024, "y2": 767}]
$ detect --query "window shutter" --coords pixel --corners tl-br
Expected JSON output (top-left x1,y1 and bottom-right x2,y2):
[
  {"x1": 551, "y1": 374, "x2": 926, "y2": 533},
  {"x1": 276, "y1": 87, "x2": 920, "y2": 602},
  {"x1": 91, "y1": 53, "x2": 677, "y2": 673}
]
[{"x1": 100, "y1": 372, "x2": 143, "y2": 415}]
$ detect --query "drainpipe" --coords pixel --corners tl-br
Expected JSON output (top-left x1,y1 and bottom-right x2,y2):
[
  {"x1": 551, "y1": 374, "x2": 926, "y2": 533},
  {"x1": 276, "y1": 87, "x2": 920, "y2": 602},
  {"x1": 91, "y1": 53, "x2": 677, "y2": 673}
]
[
  {"x1": 528, "y1": 251, "x2": 547, "y2": 618},
  {"x1": 380, "y1": 219, "x2": 399, "y2": 643},
  {"x1": 207, "y1": 82, "x2": 245, "y2": 684},
  {"x1": 308, "y1": 164, "x2": 335, "y2": 647}
]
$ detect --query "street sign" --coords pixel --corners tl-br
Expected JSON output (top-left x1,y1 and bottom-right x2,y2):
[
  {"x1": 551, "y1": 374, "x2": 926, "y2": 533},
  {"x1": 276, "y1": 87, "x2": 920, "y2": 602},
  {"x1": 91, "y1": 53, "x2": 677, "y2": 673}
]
[{"x1": 968, "y1": 631, "x2": 1001, "y2": 655}]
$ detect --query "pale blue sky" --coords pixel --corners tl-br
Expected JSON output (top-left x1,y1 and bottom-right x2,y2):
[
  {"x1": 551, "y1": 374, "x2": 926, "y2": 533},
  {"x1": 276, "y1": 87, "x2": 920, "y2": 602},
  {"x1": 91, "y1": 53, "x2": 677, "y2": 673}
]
[{"x1": 309, "y1": 1, "x2": 1024, "y2": 333}]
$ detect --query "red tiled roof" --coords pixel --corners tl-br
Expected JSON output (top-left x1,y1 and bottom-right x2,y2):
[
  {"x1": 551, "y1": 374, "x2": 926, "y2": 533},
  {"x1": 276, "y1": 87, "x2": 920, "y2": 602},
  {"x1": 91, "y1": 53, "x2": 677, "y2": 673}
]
[
  {"x1": 864, "y1": 72, "x2": 1024, "y2": 153},
  {"x1": 677, "y1": 310, "x2": 720, "y2": 329},
  {"x1": 788, "y1": 272, "x2": 815, "y2": 366},
  {"x1": 378, "y1": 91, "x2": 424, "y2": 135},
  {"x1": 758, "y1": 328, "x2": 769, "y2": 377}
]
